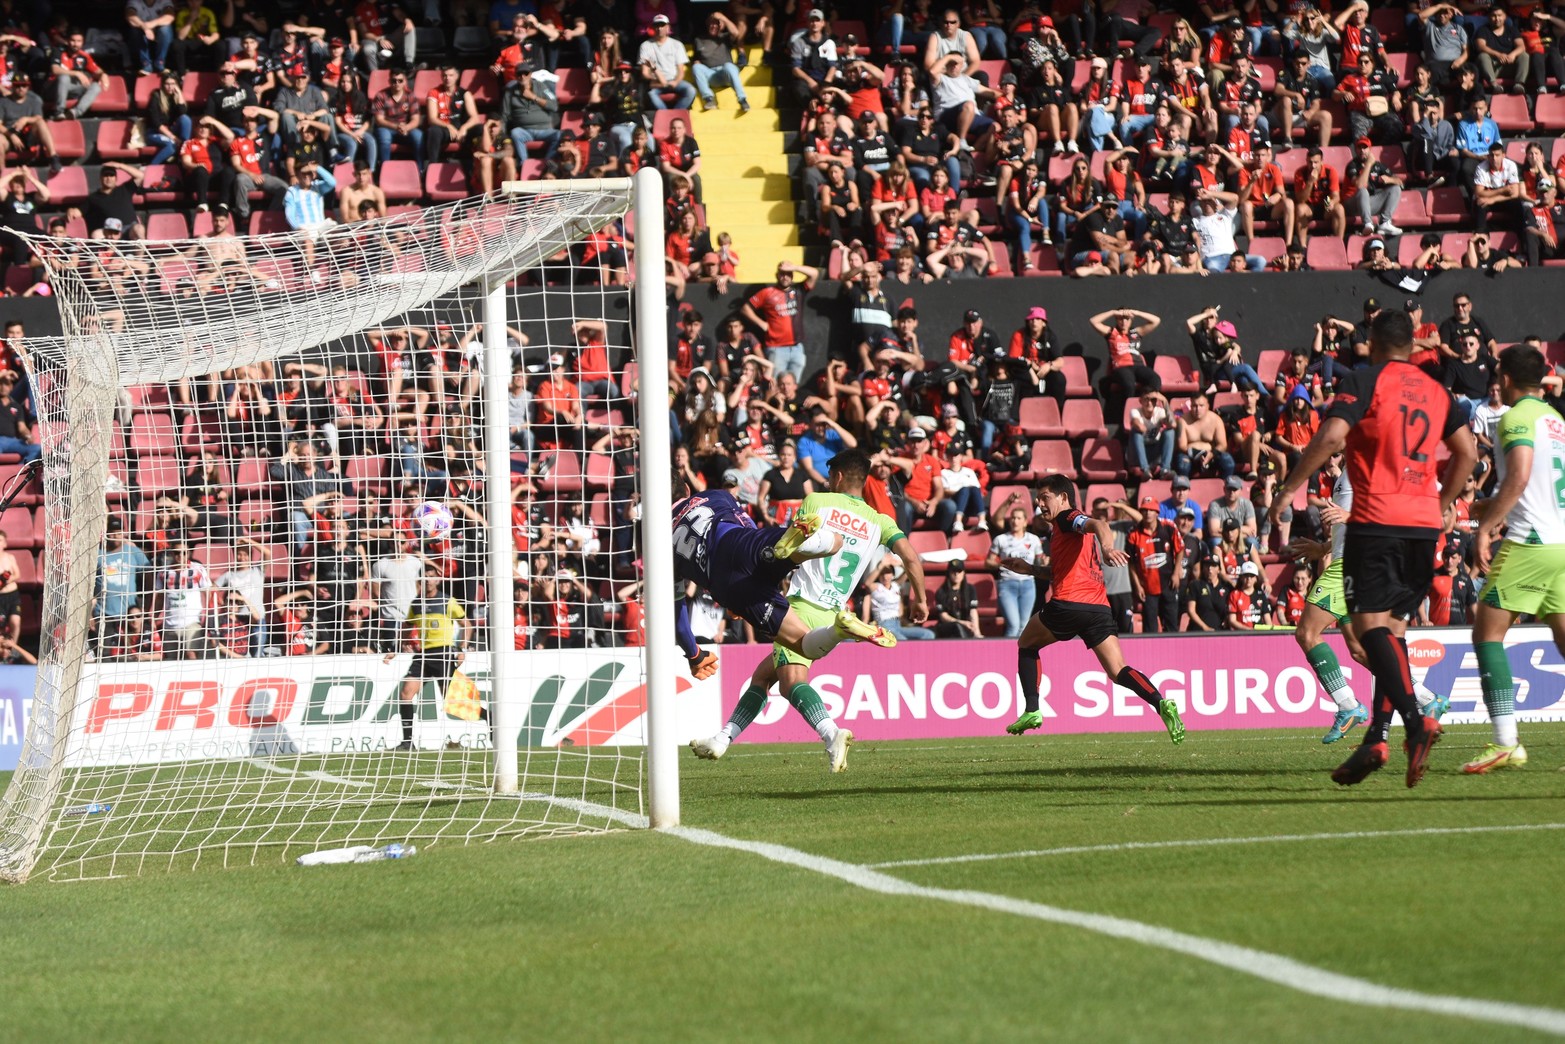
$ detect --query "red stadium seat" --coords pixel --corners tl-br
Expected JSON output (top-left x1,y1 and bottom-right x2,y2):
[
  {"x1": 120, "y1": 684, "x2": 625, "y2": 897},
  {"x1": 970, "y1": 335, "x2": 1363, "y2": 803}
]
[
  {"x1": 145, "y1": 212, "x2": 189, "y2": 240},
  {"x1": 988, "y1": 484, "x2": 1034, "y2": 522},
  {"x1": 1256, "y1": 349, "x2": 1287, "y2": 386},
  {"x1": 130, "y1": 413, "x2": 177, "y2": 453},
  {"x1": 1535, "y1": 93, "x2": 1565, "y2": 131},
  {"x1": 182, "y1": 72, "x2": 220, "y2": 106},
  {"x1": 1427, "y1": 186, "x2": 1469, "y2": 224},
  {"x1": 424, "y1": 161, "x2": 468, "y2": 201},
  {"x1": 1061, "y1": 398, "x2": 1108, "y2": 439},
  {"x1": 1018, "y1": 439, "x2": 1077, "y2": 481},
  {"x1": 135, "y1": 454, "x2": 182, "y2": 497},
  {"x1": 379, "y1": 160, "x2": 423, "y2": 201},
  {"x1": 1017, "y1": 396, "x2": 1062, "y2": 437},
  {"x1": 1441, "y1": 232, "x2": 1472, "y2": 260},
  {"x1": 1305, "y1": 237, "x2": 1349, "y2": 270},
  {"x1": 556, "y1": 68, "x2": 590, "y2": 106},
  {"x1": 47, "y1": 119, "x2": 85, "y2": 159},
  {"x1": 95, "y1": 118, "x2": 149, "y2": 161},
  {"x1": 84, "y1": 75, "x2": 130, "y2": 115},
  {"x1": 584, "y1": 452, "x2": 615, "y2": 491},
  {"x1": 44, "y1": 165, "x2": 89, "y2": 205},
  {"x1": 1084, "y1": 482, "x2": 1127, "y2": 509},
  {"x1": 1057, "y1": 356, "x2": 1093, "y2": 397},
  {"x1": 1248, "y1": 236, "x2": 1286, "y2": 262},
  {"x1": 1489, "y1": 94, "x2": 1533, "y2": 133},
  {"x1": 536, "y1": 451, "x2": 585, "y2": 494},
  {"x1": 0, "y1": 508, "x2": 35, "y2": 549},
  {"x1": 132, "y1": 73, "x2": 161, "y2": 110},
  {"x1": 461, "y1": 68, "x2": 501, "y2": 108},
  {"x1": 950, "y1": 529, "x2": 992, "y2": 566},
  {"x1": 1152, "y1": 355, "x2": 1199, "y2": 395},
  {"x1": 1078, "y1": 436, "x2": 1125, "y2": 482},
  {"x1": 1392, "y1": 189, "x2": 1430, "y2": 228}
]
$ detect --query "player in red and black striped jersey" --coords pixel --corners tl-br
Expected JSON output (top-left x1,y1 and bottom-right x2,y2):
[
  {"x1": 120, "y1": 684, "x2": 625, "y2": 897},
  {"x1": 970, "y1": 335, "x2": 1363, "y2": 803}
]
[
  {"x1": 1001, "y1": 474, "x2": 1185, "y2": 744},
  {"x1": 1272, "y1": 310, "x2": 1478, "y2": 787}
]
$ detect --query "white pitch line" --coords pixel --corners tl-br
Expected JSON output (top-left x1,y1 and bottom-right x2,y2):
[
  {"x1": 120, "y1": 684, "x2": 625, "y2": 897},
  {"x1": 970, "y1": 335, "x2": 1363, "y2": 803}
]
[
  {"x1": 870, "y1": 822, "x2": 1565, "y2": 869},
  {"x1": 240, "y1": 757, "x2": 372, "y2": 788},
  {"x1": 667, "y1": 824, "x2": 1565, "y2": 1038}
]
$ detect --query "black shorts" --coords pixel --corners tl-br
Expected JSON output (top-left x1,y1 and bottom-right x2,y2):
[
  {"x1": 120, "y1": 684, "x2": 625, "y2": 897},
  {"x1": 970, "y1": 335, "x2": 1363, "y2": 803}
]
[
  {"x1": 406, "y1": 647, "x2": 459, "y2": 681},
  {"x1": 1037, "y1": 600, "x2": 1117, "y2": 649},
  {"x1": 0, "y1": 590, "x2": 19, "y2": 618},
  {"x1": 1343, "y1": 531, "x2": 1436, "y2": 619}
]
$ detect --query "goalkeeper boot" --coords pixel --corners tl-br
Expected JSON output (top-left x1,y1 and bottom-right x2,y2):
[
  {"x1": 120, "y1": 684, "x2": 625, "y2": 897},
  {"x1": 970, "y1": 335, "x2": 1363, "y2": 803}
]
[
  {"x1": 1331, "y1": 741, "x2": 1388, "y2": 786},
  {"x1": 772, "y1": 511, "x2": 825, "y2": 562},
  {"x1": 393, "y1": 741, "x2": 415, "y2": 752},
  {"x1": 1402, "y1": 717, "x2": 1444, "y2": 789},
  {"x1": 689, "y1": 733, "x2": 730, "y2": 761},
  {"x1": 1461, "y1": 743, "x2": 1528, "y2": 775},
  {"x1": 1422, "y1": 691, "x2": 1452, "y2": 722},
  {"x1": 1158, "y1": 699, "x2": 1185, "y2": 745},
  {"x1": 834, "y1": 609, "x2": 896, "y2": 648},
  {"x1": 1321, "y1": 704, "x2": 1369, "y2": 745},
  {"x1": 1006, "y1": 710, "x2": 1044, "y2": 735},
  {"x1": 827, "y1": 728, "x2": 853, "y2": 773}
]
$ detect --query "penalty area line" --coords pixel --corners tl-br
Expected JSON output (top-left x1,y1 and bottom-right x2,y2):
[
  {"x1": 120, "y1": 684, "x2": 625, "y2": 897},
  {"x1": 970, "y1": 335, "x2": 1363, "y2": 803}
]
[
  {"x1": 240, "y1": 757, "x2": 374, "y2": 789},
  {"x1": 869, "y1": 822, "x2": 1565, "y2": 869},
  {"x1": 666, "y1": 824, "x2": 1565, "y2": 1037}
]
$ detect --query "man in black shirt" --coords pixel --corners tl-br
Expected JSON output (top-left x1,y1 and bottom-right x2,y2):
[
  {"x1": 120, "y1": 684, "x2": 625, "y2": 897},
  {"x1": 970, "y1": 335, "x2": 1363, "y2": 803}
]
[
  {"x1": 1437, "y1": 291, "x2": 1499, "y2": 355},
  {"x1": 849, "y1": 110, "x2": 892, "y2": 204},
  {"x1": 1185, "y1": 555, "x2": 1233, "y2": 631},
  {"x1": 933, "y1": 560, "x2": 981, "y2": 637},
  {"x1": 1440, "y1": 330, "x2": 1496, "y2": 408},
  {"x1": 842, "y1": 261, "x2": 893, "y2": 370},
  {"x1": 896, "y1": 107, "x2": 958, "y2": 190},
  {"x1": 206, "y1": 62, "x2": 252, "y2": 133},
  {"x1": 84, "y1": 162, "x2": 146, "y2": 238},
  {"x1": 1071, "y1": 198, "x2": 1133, "y2": 273}
]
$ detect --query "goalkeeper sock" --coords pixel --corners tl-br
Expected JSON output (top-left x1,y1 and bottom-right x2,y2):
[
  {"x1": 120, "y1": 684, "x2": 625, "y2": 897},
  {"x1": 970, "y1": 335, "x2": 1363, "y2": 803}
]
[
  {"x1": 1305, "y1": 643, "x2": 1359, "y2": 711},
  {"x1": 800, "y1": 625, "x2": 841, "y2": 660},
  {"x1": 1018, "y1": 645, "x2": 1042, "y2": 713},
  {"x1": 786, "y1": 683, "x2": 837, "y2": 744},
  {"x1": 722, "y1": 686, "x2": 768, "y2": 742},
  {"x1": 1413, "y1": 681, "x2": 1439, "y2": 710},
  {"x1": 1115, "y1": 665, "x2": 1163, "y2": 708},
  {"x1": 399, "y1": 701, "x2": 414, "y2": 744},
  {"x1": 1477, "y1": 641, "x2": 1519, "y2": 747}
]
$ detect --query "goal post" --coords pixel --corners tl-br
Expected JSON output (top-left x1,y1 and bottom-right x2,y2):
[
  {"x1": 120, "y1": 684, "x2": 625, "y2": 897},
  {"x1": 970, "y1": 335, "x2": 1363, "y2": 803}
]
[{"x1": 0, "y1": 173, "x2": 677, "y2": 883}]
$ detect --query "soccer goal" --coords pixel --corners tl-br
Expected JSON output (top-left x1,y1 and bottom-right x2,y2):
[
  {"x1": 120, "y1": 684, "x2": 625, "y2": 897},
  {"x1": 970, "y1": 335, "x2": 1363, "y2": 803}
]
[{"x1": 0, "y1": 168, "x2": 684, "y2": 883}]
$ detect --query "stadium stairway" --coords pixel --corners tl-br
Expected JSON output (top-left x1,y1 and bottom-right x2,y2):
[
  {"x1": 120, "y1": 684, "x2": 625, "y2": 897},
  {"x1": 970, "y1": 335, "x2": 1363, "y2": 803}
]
[{"x1": 689, "y1": 47, "x2": 802, "y2": 280}]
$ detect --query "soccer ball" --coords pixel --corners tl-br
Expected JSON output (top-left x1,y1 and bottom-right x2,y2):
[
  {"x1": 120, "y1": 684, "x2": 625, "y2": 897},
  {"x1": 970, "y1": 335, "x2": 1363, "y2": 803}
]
[{"x1": 414, "y1": 501, "x2": 454, "y2": 537}]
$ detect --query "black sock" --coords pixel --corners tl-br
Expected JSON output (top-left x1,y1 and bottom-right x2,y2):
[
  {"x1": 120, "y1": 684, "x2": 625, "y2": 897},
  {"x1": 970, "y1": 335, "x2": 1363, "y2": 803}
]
[
  {"x1": 1359, "y1": 627, "x2": 1420, "y2": 743},
  {"x1": 1019, "y1": 645, "x2": 1042, "y2": 713},
  {"x1": 1116, "y1": 665, "x2": 1163, "y2": 708},
  {"x1": 399, "y1": 701, "x2": 414, "y2": 743}
]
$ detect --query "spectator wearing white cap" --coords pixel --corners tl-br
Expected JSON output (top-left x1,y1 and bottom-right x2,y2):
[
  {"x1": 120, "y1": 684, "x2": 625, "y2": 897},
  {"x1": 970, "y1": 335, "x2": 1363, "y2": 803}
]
[{"x1": 639, "y1": 14, "x2": 697, "y2": 111}]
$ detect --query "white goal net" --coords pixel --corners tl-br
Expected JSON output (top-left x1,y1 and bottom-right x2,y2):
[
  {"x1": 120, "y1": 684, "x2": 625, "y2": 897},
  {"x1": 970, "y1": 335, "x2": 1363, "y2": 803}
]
[{"x1": 0, "y1": 174, "x2": 681, "y2": 882}]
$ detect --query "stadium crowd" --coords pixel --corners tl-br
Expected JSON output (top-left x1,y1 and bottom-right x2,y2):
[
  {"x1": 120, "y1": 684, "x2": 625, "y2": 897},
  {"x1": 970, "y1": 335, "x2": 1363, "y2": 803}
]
[{"x1": 0, "y1": 0, "x2": 1534, "y2": 654}]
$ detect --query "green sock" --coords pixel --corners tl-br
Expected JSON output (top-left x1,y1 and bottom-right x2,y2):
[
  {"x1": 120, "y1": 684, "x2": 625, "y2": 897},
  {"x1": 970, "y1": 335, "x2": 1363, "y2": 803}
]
[
  {"x1": 722, "y1": 686, "x2": 768, "y2": 742},
  {"x1": 1476, "y1": 641, "x2": 1519, "y2": 746},
  {"x1": 785, "y1": 683, "x2": 836, "y2": 743},
  {"x1": 1305, "y1": 643, "x2": 1357, "y2": 710}
]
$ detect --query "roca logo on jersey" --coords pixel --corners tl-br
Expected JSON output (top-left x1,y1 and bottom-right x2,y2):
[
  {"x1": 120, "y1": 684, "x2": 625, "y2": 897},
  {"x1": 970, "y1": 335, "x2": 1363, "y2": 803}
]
[{"x1": 825, "y1": 508, "x2": 873, "y2": 537}]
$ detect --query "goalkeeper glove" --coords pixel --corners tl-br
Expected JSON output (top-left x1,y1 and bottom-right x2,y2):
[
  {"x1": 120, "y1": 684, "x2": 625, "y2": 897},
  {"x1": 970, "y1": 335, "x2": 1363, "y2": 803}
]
[{"x1": 686, "y1": 649, "x2": 718, "y2": 680}]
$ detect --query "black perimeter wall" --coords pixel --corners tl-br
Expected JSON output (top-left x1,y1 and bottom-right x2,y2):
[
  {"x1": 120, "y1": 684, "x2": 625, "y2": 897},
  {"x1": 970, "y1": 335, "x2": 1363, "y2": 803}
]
[{"x1": 8, "y1": 268, "x2": 1565, "y2": 394}]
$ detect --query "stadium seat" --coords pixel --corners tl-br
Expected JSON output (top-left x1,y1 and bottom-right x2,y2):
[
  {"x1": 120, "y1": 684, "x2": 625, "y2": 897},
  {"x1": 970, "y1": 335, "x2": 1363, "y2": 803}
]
[
  {"x1": 1391, "y1": 190, "x2": 1430, "y2": 228},
  {"x1": 1253, "y1": 56, "x2": 1279, "y2": 92},
  {"x1": 250, "y1": 211, "x2": 290, "y2": 236},
  {"x1": 43, "y1": 165, "x2": 88, "y2": 205},
  {"x1": 183, "y1": 72, "x2": 220, "y2": 106},
  {"x1": 1346, "y1": 234, "x2": 1376, "y2": 264},
  {"x1": 145, "y1": 212, "x2": 189, "y2": 240},
  {"x1": 379, "y1": 160, "x2": 423, "y2": 201},
  {"x1": 135, "y1": 454, "x2": 182, "y2": 497},
  {"x1": 1018, "y1": 439, "x2": 1077, "y2": 481},
  {"x1": 1083, "y1": 482, "x2": 1127, "y2": 509},
  {"x1": 1023, "y1": 245, "x2": 1064, "y2": 275},
  {"x1": 1152, "y1": 355, "x2": 1199, "y2": 395},
  {"x1": 48, "y1": 120, "x2": 85, "y2": 159},
  {"x1": 1370, "y1": 5, "x2": 1406, "y2": 45},
  {"x1": 1535, "y1": 93, "x2": 1565, "y2": 131},
  {"x1": 536, "y1": 451, "x2": 585, "y2": 493},
  {"x1": 1057, "y1": 356, "x2": 1093, "y2": 397},
  {"x1": 0, "y1": 508, "x2": 35, "y2": 549},
  {"x1": 1489, "y1": 94, "x2": 1533, "y2": 133},
  {"x1": 1397, "y1": 235, "x2": 1425, "y2": 266},
  {"x1": 412, "y1": 69, "x2": 443, "y2": 99},
  {"x1": 1441, "y1": 232, "x2": 1472, "y2": 260},
  {"x1": 12, "y1": 549, "x2": 36, "y2": 585},
  {"x1": 95, "y1": 119, "x2": 148, "y2": 161},
  {"x1": 425, "y1": 161, "x2": 468, "y2": 201},
  {"x1": 1137, "y1": 478, "x2": 1171, "y2": 505},
  {"x1": 1248, "y1": 236, "x2": 1286, "y2": 262},
  {"x1": 1256, "y1": 349, "x2": 1287, "y2": 386},
  {"x1": 584, "y1": 452, "x2": 614, "y2": 491},
  {"x1": 0, "y1": 463, "x2": 41, "y2": 506},
  {"x1": 3, "y1": 268, "x2": 33, "y2": 295},
  {"x1": 1305, "y1": 237, "x2": 1349, "y2": 270},
  {"x1": 453, "y1": 25, "x2": 491, "y2": 63},
  {"x1": 987, "y1": 241, "x2": 1015, "y2": 277},
  {"x1": 461, "y1": 68, "x2": 501, "y2": 108},
  {"x1": 1426, "y1": 186, "x2": 1468, "y2": 224},
  {"x1": 949, "y1": 529, "x2": 991, "y2": 566},
  {"x1": 556, "y1": 68, "x2": 590, "y2": 106},
  {"x1": 132, "y1": 73, "x2": 161, "y2": 110},
  {"x1": 85, "y1": 75, "x2": 130, "y2": 115},
  {"x1": 1190, "y1": 478, "x2": 1226, "y2": 509},
  {"x1": 1274, "y1": 148, "x2": 1308, "y2": 183},
  {"x1": 234, "y1": 456, "x2": 271, "y2": 499},
  {"x1": 1078, "y1": 436, "x2": 1125, "y2": 482},
  {"x1": 130, "y1": 413, "x2": 177, "y2": 453},
  {"x1": 1061, "y1": 398, "x2": 1108, "y2": 439},
  {"x1": 907, "y1": 529, "x2": 949, "y2": 564},
  {"x1": 1016, "y1": 396, "x2": 1062, "y2": 437},
  {"x1": 345, "y1": 455, "x2": 385, "y2": 486},
  {"x1": 1383, "y1": 51, "x2": 1414, "y2": 88}
]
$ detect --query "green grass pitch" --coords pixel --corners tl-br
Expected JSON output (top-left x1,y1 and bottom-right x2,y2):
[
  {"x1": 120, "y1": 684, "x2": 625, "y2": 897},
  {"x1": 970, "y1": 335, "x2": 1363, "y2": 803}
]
[{"x1": 3, "y1": 722, "x2": 1564, "y2": 1041}]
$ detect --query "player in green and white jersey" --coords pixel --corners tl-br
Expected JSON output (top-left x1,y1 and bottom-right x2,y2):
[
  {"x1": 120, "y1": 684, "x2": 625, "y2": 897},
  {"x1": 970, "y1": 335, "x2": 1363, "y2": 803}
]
[
  {"x1": 1465, "y1": 345, "x2": 1565, "y2": 773},
  {"x1": 1290, "y1": 463, "x2": 1451, "y2": 743},
  {"x1": 690, "y1": 449, "x2": 926, "y2": 772}
]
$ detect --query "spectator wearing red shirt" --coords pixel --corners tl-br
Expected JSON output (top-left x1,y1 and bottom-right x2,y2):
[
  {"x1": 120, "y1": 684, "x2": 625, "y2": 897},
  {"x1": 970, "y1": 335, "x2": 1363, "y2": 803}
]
[
  {"x1": 1007, "y1": 306, "x2": 1067, "y2": 406},
  {"x1": 1226, "y1": 561, "x2": 1265, "y2": 629},
  {"x1": 1089, "y1": 308, "x2": 1162, "y2": 417},
  {"x1": 178, "y1": 117, "x2": 219, "y2": 209},
  {"x1": 1242, "y1": 141, "x2": 1295, "y2": 244},
  {"x1": 570, "y1": 319, "x2": 613, "y2": 403},
  {"x1": 1524, "y1": 181, "x2": 1565, "y2": 267},
  {"x1": 1292, "y1": 146, "x2": 1345, "y2": 246},
  {"x1": 50, "y1": 28, "x2": 105, "y2": 118},
  {"x1": 657, "y1": 118, "x2": 703, "y2": 203},
  {"x1": 739, "y1": 262, "x2": 818, "y2": 382},
  {"x1": 535, "y1": 353, "x2": 583, "y2": 448},
  {"x1": 1277, "y1": 567, "x2": 1311, "y2": 626},
  {"x1": 891, "y1": 427, "x2": 958, "y2": 534},
  {"x1": 1126, "y1": 496, "x2": 1185, "y2": 633}
]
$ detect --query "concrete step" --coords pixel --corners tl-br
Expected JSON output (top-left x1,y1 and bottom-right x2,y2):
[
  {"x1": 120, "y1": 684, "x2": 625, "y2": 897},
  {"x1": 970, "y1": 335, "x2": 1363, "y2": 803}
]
[
  {"x1": 686, "y1": 86, "x2": 778, "y2": 111},
  {"x1": 722, "y1": 222, "x2": 802, "y2": 247},
  {"x1": 703, "y1": 198, "x2": 797, "y2": 224},
  {"x1": 700, "y1": 173, "x2": 793, "y2": 202}
]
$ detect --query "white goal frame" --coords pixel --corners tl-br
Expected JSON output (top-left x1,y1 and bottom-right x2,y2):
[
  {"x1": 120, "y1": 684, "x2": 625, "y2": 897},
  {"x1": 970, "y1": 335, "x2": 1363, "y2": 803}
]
[{"x1": 0, "y1": 167, "x2": 677, "y2": 883}]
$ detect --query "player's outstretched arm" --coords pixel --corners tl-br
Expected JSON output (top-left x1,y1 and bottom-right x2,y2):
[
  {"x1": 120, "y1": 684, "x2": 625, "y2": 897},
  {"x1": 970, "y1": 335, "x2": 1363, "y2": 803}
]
[{"x1": 672, "y1": 597, "x2": 717, "y2": 679}]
